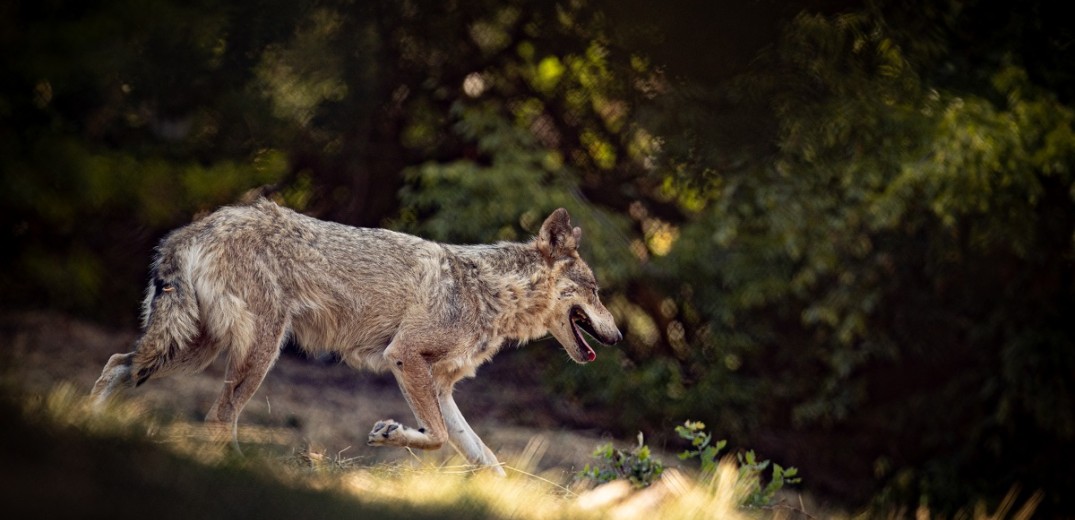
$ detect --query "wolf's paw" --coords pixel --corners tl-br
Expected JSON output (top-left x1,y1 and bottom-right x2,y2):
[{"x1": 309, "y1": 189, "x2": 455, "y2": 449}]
[{"x1": 367, "y1": 419, "x2": 404, "y2": 446}]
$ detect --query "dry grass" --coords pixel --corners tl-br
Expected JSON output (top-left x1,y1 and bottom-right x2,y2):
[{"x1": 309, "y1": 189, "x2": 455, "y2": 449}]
[
  {"x1": 9, "y1": 383, "x2": 752, "y2": 519},
  {"x1": 2, "y1": 383, "x2": 1040, "y2": 520}
]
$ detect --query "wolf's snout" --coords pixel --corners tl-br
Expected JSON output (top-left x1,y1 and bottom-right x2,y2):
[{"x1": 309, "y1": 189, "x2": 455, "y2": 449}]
[
  {"x1": 588, "y1": 309, "x2": 622, "y2": 346},
  {"x1": 608, "y1": 329, "x2": 623, "y2": 345},
  {"x1": 596, "y1": 327, "x2": 622, "y2": 346}
]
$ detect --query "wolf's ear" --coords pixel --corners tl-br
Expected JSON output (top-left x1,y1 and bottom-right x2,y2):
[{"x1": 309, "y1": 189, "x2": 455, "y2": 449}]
[{"x1": 537, "y1": 208, "x2": 581, "y2": 261}]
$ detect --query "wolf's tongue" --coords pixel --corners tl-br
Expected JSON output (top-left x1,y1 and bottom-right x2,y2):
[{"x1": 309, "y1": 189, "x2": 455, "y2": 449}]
[
  {"x1": 577, "y1": 330, "x2": 597, "y2": 361},
  {"x1": 572, "y1": 312, "x2": 598, "y2": 362}
]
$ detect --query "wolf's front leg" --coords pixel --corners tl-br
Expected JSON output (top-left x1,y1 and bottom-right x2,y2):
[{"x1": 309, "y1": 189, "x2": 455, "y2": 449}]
[
  {"x1": 368, "y1": 340, "x2": 449, "y2": 451},
  {"x1": 367, "y1": 419, "x2": 441, "y2": 448},
  {"x1": 439, "y1": 391, "x2": 506, "y2": 476}
]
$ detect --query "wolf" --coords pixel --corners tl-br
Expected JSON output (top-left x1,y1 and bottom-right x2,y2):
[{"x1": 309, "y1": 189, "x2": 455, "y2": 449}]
[{"x1": 90, "y1": 199, "x2": 622, "y2": 474}]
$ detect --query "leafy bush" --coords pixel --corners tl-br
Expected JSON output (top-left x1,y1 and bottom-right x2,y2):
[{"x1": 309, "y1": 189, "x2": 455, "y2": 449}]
[
  {"x1": 735, "y1": 449, "x2": 801, "y2": 509},
  {"x1": 578, "y1": 432, "x2": 665, "y2": 489},
  {"x1": 674, "y1": 419, "x2": 727, "y2": 475},
  {"x1": 582, "y1": 421, "x2": 802, "y2": 511},
  {"x1": 675, "y1": 420, "x2": 801, "y2": 509}
]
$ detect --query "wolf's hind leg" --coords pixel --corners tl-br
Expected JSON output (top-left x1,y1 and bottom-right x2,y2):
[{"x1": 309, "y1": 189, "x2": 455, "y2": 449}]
[
  {"x1": 90, "y1": 275, "x2": 205, "y2": 408},
  {"x1": 90, "y1": 352, "x2": 136, "y2": 408},
  {"x1": 205, "y1": 317, "x2": 288, "y2": 451},
  {"x1": 90, "y1": 323, "x2": 214, "y2": 409}
]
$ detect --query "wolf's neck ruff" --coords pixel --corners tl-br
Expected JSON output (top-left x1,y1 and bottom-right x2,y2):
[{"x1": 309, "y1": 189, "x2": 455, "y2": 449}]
[{"x1": 440, "y1": 244, "x2": 557, "y2": 346}]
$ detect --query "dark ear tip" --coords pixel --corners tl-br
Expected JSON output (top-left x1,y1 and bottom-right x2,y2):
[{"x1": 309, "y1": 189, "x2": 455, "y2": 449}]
[{"x1": 541, "y1": 208, "x2": 572, "y2": 231}]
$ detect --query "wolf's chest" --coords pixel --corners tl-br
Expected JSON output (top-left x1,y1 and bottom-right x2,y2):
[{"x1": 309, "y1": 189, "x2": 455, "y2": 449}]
[{"x1": 432, "y1": 335, "x2": 514, "y2": 382}]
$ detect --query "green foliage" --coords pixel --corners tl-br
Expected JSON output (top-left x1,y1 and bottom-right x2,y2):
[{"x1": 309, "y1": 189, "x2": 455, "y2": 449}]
[
  {"x1": 579, "y1": 432, "x2": 665, "y2": 489},
  {"x1": 674, "y1": 420, "x2": 801, "y2": 509},
  {"x1": 4, "y1": 0, "x2": 1075, "y2": 515},
  {"x1": 736, "y1": 450, "x2": 801, "y2": 509},
  {"x1": 396, "y1": 103, "x2": 638, "y2": 286},
  {"x1": 582, "y1": 422, "x2": 802, "y2": 511},
  {"x1": 675, "y1": 420, "x2": 726, "y2": 475},
  {"x1": 0, "y1": 135, "x2": 289, "y2": 319},
  {"x1": 635, "y1": 2, "x2": 1075, "y2": 514}
]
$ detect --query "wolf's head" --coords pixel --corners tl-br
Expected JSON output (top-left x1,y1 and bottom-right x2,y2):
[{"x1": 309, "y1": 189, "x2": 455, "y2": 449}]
[{"x1": 536, "y1": 208, "x2": 622, "y2": 364}]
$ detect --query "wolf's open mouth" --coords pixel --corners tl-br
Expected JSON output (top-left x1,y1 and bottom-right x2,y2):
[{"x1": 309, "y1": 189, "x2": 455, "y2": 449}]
[{"x1": 570, "y1": 306, "x2": 600, "y2": 362}]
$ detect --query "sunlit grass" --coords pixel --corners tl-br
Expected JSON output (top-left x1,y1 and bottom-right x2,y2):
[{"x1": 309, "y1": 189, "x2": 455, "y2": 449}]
[
  {"x1": 281, "y1": 446, "x2": 754, "y2": 520},
  {"x1": 7, "y1": 383, "x2": 1042, "y2": 520}
]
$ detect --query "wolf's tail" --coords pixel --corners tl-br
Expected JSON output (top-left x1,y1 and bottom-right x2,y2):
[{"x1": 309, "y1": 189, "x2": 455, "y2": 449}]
[{"x1": 129, "y1": 246, "x2": 204, "y2": 386}]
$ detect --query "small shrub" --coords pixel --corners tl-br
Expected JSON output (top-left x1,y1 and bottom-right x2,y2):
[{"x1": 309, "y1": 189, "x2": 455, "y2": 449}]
[
  {"x1": 580, "y1": 421, "x2": 803, "y2": 510},
  {"x1": 736, "y1": 449, "x2": 801, "y2": 508},
  {"x1": 579, "y1": 432, "x2": 665, "y2": 488},
  {"x1": 675, "y1": 419, "x2": 727, "y2": 474},
  {"x1": 676, "y1": 420, "x2": 802, "y2": 509}
]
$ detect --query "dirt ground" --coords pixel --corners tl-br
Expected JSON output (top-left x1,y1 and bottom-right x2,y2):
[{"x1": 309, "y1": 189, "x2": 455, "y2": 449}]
[{"x1": 1, "y1": 310, "x2": 615, "y2": 475}]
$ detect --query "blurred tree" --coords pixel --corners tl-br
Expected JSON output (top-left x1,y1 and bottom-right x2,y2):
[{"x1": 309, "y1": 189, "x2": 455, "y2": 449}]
[
  {"x1": 634, "y1": 0, "x2": 1075, "y2": 513},
  {"x1": 2, "y1": 0, "x2": 1072, "y2": 515},
  {"x1": 0, "y1": 0, "x2": 299, "y2": 319}
]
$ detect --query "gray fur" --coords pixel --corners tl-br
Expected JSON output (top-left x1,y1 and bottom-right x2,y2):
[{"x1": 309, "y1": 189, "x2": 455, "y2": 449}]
[{"x1": 91, "y1": 199, "x2": 621, "y2": 473}]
